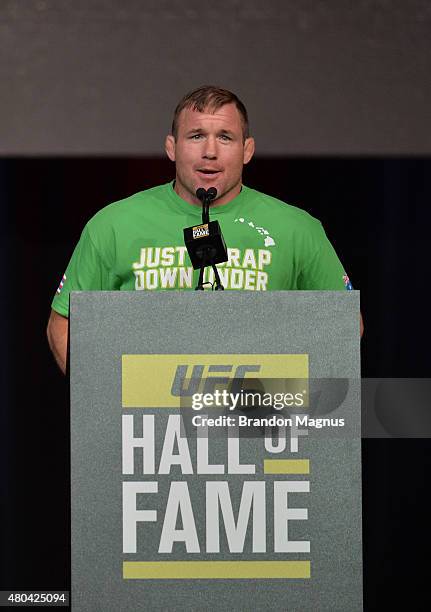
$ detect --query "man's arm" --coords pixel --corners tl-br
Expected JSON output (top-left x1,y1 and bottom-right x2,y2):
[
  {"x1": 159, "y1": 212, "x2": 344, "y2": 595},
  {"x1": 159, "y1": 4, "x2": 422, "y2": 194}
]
[{"x1": 47, "y1": 309, "x2": 68, "y2": 374}]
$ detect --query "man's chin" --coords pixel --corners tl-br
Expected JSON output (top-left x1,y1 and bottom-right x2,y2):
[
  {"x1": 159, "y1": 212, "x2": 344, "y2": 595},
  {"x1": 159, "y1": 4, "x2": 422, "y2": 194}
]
[
  {"x1": 175, "y1": 177, "x2": 239, "y2": 206},
  {"x1": 194, "y1": 180, "x2": 221, "y2": 192}
]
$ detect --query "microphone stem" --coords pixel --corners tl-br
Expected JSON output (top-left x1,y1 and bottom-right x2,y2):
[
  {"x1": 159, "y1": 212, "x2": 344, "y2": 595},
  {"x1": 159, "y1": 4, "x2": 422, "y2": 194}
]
[
  {"x1": 212, "y1": 264, "x2": 224, "y2": 290},
  {"x1": 195, "y1": 249, "x2": 207, "y2": 290},
  {"x1": 202, "y1": 198, "x2": 210, "y2": 224}
]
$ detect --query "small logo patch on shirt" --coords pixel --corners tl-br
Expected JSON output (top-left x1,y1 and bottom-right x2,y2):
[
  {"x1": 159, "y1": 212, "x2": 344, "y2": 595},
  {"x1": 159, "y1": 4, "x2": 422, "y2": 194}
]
[
  {"x1": 56, "y1": 273, "x2": 67, "y2": 294},
  {"x1": 343, "y1": 274, "x2": 353, "y2": 290}
]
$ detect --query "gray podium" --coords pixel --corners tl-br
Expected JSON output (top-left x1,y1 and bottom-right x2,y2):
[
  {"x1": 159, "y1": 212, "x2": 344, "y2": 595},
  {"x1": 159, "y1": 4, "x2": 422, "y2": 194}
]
[{"x1": 70, "y1": 291, "x2": 362, "y2": 612}]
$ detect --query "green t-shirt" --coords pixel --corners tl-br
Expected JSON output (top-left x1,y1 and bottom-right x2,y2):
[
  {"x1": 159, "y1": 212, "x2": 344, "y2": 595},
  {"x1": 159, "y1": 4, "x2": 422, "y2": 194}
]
[{"x1": 52, "y1": 182, "x2": 351, "y2": 317}]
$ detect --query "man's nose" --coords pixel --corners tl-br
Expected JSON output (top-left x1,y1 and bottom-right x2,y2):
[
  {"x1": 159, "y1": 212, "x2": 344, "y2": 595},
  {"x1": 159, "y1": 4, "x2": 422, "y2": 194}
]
[{"x1": 202, "y1": 136, "x2": 217, "y2": 159}]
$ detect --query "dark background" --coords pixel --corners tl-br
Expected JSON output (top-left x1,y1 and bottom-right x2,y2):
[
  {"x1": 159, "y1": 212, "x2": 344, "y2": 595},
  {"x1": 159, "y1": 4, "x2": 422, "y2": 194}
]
[{"x1": 1, "y1": 156, "x2": 431, "y2": 610}]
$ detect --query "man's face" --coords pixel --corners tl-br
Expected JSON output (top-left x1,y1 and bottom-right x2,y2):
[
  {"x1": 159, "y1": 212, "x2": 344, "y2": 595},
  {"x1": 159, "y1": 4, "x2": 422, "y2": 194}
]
[{"x1": 165, "y1": 102, "x2": 255, "y2": 206}]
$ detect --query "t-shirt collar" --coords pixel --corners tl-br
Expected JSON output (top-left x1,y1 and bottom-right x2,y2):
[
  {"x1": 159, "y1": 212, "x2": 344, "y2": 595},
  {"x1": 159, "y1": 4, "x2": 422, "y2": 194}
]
[{"x1": 167, "y1": 180, "x2": 246, "y2": 216}]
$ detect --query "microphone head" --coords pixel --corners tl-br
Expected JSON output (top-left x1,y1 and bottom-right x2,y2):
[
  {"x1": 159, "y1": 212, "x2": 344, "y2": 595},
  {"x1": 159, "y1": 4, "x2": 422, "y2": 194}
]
[
  {"x1": 207, "y1": 187, "x2": 217, "y2": 200},
  {"x1": 195, "y1": 188, "x2": 207, "y2": 202},
  {"x1": 195, "y1": 187, "x2": 218, "y2": 203}
]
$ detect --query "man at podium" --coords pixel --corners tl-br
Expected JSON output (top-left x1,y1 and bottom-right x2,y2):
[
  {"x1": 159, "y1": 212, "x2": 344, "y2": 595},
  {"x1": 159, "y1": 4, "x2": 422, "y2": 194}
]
[{"x1": 47, "y1": 85, "x2": 361, "y2": 373}]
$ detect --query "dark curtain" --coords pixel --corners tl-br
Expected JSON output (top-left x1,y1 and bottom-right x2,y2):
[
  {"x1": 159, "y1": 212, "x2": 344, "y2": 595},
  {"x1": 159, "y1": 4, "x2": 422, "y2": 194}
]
[{"x1": 1, "y1": 157, "x2": 430, "y2": 609}]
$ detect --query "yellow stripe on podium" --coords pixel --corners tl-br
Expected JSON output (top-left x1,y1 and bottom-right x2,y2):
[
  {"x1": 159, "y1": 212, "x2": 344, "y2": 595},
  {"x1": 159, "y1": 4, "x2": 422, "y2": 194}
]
[
  {"x1": 123, "y1": 561, "x2": 310, "y2": 579},
  {"x1": 263, "y1": 459, "x2": 310, "y2": 474},
  {"x1": 122, "y1": 354, "x2": 308, "y2": 408}
]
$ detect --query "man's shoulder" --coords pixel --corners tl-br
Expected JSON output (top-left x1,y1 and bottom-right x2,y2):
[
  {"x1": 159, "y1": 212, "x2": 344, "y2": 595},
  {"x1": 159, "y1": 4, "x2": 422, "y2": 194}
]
[
  {"x1": 86, "y1": 183, "x2": 171, "y2": 230},
  {"x1": 243, "y1": 185, "x2": 322, "y2": 229},
  {"x1": 92, "y1": 183, "x2": 169, "y2": 218}
]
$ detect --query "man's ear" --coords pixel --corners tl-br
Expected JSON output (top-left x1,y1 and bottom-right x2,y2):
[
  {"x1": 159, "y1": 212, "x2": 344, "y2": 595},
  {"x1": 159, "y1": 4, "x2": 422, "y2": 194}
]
[
  {"x1": 243, "y1": 137, "x2": 255, "y2": 165},
  {"x1": 165, "y1": 135, "x2": 176, "y2": 162}
]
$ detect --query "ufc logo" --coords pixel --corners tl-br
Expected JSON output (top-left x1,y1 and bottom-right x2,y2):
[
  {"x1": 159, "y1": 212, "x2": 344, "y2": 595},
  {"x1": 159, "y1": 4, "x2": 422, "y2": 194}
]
[{"x1": 170, "y1": 364, "x2": 261, "y2": 396}]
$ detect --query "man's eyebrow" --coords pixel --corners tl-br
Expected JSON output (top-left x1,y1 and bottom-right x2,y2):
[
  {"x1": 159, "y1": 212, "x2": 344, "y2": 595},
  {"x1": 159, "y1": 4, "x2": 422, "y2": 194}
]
[
  {"x1": 185, "y1": 128, "x2": 235, "y2": 135},
  {"x1": 185, "y1": 127, "x2": 205, "y2": 134}
]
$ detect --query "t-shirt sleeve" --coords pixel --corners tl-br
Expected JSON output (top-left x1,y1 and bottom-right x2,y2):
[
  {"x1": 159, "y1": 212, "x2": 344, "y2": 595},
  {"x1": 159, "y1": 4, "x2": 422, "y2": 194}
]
[
  {"x1": 51, "y1": 224, "x2": 110, "y2": 317},
  {"x1": 297, "y1": 222, "x2": 351, "y2": 290}
]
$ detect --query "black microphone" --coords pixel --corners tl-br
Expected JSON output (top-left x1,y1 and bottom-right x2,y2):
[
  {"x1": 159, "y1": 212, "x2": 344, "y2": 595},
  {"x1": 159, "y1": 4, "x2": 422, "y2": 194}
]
[
  {"x1": 205, "y1": 187, "x2": 217, "y2": 201},
  {"x1": 195, "y1": 187, "x2": 207, "y2": 202},
  {"x1": 196, "y1": 187, "x2": 217, "y2": 223},
  {"x1": 183, "y1": 186, "x2": 228, "y2": 288},
  {"x1": 196, "y1": 187, "x2": 217, "y2": 202}
]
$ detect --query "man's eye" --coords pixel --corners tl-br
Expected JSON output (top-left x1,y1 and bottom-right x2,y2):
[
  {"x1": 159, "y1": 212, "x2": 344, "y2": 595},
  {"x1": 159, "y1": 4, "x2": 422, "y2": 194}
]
[
  {"x1": 190, "y1": 134, "x2": 203, "y2": 140},
  {"x1": 219, "y1": 135, "x2": 231, "y2": 141}
]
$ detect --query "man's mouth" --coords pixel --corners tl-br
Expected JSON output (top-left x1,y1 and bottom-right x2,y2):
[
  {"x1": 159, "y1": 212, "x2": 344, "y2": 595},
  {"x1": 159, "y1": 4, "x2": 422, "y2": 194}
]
[{"x1": 196, "y1": 168, "x2": 222, "y2": 177}]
